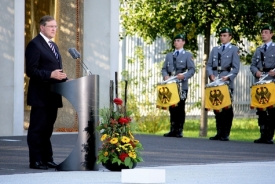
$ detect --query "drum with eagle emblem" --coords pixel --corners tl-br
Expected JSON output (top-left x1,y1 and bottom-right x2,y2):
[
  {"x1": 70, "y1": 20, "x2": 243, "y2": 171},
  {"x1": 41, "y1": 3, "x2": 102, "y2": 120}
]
[
  {"x1": 156, "y1": 81, "x2": 180, "y2": 109},
  {"x1": 205, "y1": 84, "x2": 231, "y2": 111},
  {"x1": 250, "y1": 80, "x2": 275, "y2": 109}
]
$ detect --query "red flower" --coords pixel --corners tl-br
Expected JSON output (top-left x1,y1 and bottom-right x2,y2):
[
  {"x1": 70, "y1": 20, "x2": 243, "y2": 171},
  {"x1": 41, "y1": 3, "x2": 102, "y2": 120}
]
[
  {"x1": 113, "y1": 98, "x2": 123, "y2": 105},
  {"x1": 118, "y1": 117, "x2": 129, "y2": 124},
  {"x1": 125, "y1": 117, "x2": 131, "y2": 122},
  {"x1": 119, "y1": 153, "x2": 128, "y2": 162}
]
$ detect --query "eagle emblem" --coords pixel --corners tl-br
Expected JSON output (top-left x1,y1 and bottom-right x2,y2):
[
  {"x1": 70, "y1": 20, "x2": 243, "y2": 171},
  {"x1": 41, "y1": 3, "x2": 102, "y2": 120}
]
[
  {"x1": 255, "y1": 87, "x2": 271, "y2": 104},
  {"x1": 158, "y1": 87, "x2": 172, "y2": 104},
  {"x1": 209, "y1": 89, "x2": 224, "y2": 106}
]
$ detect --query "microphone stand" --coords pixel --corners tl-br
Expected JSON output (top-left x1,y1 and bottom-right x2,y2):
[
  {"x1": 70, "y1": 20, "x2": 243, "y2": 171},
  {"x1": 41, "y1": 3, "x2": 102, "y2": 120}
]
[{"x1": 76, "y1": 58, "x2": 92, "y2": 76}]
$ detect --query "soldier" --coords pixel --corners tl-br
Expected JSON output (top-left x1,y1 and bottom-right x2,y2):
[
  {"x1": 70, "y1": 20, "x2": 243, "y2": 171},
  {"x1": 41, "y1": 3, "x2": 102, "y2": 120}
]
[
  {"x1": 206, "y1": 28, "x2": 240, "y2": 141},
  {"x1": 161, "y1": 34, "x2": 195, "y2": 138},
  {"x1": 250, "y1": 25, "x2": 275, "y2": 144}
]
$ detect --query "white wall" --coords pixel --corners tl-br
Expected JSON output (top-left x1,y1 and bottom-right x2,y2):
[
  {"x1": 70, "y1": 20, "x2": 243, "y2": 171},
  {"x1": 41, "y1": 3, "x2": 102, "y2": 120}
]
[
  {"x1": 0, "y1": 0, "x2": 25, "y2": 136},
  {"x1": 83, "y1": 0, "x2": 119, "y2": 108}
]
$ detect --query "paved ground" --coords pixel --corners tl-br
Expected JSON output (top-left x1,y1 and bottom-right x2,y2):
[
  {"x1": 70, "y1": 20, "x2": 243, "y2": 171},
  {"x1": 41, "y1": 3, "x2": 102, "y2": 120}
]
[{"x1": 0, "y1": 133, "x2": 275, "y2": 183}]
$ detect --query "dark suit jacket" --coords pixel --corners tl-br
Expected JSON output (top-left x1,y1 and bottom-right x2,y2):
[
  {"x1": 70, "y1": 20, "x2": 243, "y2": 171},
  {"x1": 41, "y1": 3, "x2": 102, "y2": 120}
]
[{"x1": 25, "y1": 34, "x2": 65, "y2": 107}]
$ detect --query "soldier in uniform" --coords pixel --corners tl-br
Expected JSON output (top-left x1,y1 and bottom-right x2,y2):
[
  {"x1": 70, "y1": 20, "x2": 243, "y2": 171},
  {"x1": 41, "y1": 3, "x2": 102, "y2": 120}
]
[
  {"x1": 206, "y1": 28, "x2": 240, "y2": 141},
  {"x1": 161, "y1": 34, "x2": 195, "y2": 138},
  {"x1": 250, "y1": 25, "x2": 275, "y2": 144}
]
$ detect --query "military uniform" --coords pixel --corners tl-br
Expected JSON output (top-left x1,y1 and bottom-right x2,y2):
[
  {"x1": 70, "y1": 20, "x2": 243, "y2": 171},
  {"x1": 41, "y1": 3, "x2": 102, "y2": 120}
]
[
  {"x1": 250, "y1": 25, "x2": 275, "y2": 144},
  {"x1": 206, "y1": 28, "x2": 240, "y2": 141},
  {"x1": 161, "y1": 34, "x2": 195, "y2": 137}
]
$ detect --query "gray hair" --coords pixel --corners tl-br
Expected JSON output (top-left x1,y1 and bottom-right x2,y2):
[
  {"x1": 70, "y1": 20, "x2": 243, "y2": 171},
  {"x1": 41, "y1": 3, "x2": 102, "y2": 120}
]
[{"x1": 39, "y1": 15, "x2": 55, "y2": 26}]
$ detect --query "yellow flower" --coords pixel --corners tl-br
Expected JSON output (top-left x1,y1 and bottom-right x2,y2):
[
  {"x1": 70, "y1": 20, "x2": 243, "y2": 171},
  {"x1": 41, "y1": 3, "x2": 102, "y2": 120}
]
[
  {"x1": 134, "y1": 140, "x2": 139, "y2": 144},
  {"x1": 104, "y1": 151, "x2": 108, "y2": 156},
  {"x1": 121, "y1": 136, "x2": 130, "y2": 143},
  {"x1": 110, "y1": 138, "x2": 118, "y2": 144},
  {"x1": 101, "y1": 134, "x2": 107, "y2": 141},
  {"x1": 116, "y1": 148, "x2": 121, "y2": 152},
  {"x1": 128, "y1": 152, "x2": 136, "y2": 159}
]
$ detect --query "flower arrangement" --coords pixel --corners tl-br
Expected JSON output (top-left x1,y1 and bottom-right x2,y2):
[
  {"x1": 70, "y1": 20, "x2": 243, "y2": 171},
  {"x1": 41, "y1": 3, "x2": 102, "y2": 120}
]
[{"x1": 97, "y1": 97, "x2": 143, "y2": 169}]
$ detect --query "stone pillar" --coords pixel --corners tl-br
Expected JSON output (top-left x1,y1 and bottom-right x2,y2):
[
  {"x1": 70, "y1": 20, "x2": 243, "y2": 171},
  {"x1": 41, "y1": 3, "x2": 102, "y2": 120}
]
[
  {"x1": 0, "y1": 0, "x2": 25, "y2": 136},
  {"x1": 83, "y1": 0, "x2": 119, "y2": 108}
]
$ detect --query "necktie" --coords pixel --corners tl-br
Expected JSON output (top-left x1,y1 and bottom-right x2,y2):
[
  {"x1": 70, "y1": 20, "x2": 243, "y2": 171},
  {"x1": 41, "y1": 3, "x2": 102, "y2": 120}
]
[
  {"x1": 175, "y1": 51, "x2": 179, "y2": 57},
  {"x1": 49, "y1": 41, "x2": 59, "y2": 59},
  {"x1": 222, "y1": 45, "x2": 225, "y2": 51},
  {"x1": 264, "y1": 44, "x2": 267, "y2": 52}
]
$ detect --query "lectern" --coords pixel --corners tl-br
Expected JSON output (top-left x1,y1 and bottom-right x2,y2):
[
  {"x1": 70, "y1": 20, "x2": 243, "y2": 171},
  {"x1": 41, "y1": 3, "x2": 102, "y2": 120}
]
[{"x1": 51, "y1": 75, "x2": 99, "y2": 171}]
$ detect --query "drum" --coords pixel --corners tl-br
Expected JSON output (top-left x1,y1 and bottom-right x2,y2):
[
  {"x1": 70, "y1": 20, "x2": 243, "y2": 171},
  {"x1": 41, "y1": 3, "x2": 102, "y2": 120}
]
[
  {"x1": 205, "y1": 84, "x2": 231, "y2": 110},
  {"x1": 156, "y1": 82, "x2": 180, "y2": 108},
  {"x1": 250, "y1": 81, "x2": 275, "y2": 109}
]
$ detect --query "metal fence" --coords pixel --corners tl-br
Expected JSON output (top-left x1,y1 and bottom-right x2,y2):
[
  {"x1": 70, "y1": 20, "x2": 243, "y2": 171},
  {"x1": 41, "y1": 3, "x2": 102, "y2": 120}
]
[{"x1": 119, "y1": 35, "x2": 257, "y2": 118}]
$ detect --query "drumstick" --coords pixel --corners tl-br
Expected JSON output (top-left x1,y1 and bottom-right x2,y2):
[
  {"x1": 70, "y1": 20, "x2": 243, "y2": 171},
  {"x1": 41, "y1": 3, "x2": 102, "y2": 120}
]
[
  {"x1": 206, "y1": 73, "x2": 233, "y2": 87},
  {"x1": 159, "y1": 72, "x2": 187, "y2": 84},
  {"x1": 257, "y1": 68, "x2": 275, "y2": 83}
]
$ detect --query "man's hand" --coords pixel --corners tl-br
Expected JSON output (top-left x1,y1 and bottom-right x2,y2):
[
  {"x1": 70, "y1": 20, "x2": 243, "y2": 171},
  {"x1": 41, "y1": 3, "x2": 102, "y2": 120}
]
[
  {"x1": 51, "y1": 69, "x2": 67, "y2": 80},
  {"x1": 221, "y1": 76, "x2": 229, "y2": 81},
  {"x1": 268, "y1": 70, "x2": 275, "y2": 77},
  {"x1": 164, "y1": 76, "x2": 170, "y2": 81},
  {"x1": 209, "y1": 74, "x2": 216, "y2": 81},
  {"x1": 255, "y1": 71, "x2": 263, "y2": 78},
  {"x1": 177, "y1": 74, "x2": 185, "y2": 80}
]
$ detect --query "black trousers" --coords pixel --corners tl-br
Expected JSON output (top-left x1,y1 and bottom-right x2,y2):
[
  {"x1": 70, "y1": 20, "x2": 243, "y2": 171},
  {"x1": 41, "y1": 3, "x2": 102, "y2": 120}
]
[
  {"x1": 27, "y1": 106, "x2": 58, "y2": 163},
  {"x1": 169, "y1": 99, "x2": 186, "y2": 133},
  {"x1": 257, "y1": 108, "x2": 275, "y2": 140},
  {"x1": 213, "y1": 107, "x2": 234, "y2": 137}
]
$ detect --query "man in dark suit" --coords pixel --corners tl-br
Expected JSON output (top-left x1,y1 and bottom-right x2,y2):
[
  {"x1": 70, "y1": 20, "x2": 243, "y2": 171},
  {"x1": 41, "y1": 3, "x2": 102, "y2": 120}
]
[
  {"x1": 161, "y1": 34, "x2": 196, "y2": 138},
  {"x1": 25, "y1": 15, "x2": 67, "y2": 170}
]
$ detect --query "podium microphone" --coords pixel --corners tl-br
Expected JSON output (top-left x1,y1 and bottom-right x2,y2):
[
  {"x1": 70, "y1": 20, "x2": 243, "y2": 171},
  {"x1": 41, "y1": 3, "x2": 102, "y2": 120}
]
[{"x1": 68, "y1": 48, "x2": 92, "y2": 75}]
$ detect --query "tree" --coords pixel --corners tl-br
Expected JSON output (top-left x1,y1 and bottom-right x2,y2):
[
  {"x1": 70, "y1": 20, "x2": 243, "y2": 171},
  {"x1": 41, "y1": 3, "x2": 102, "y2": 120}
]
[{"x1": 120, "y1": 0, "x2": 275, "y2": 136}]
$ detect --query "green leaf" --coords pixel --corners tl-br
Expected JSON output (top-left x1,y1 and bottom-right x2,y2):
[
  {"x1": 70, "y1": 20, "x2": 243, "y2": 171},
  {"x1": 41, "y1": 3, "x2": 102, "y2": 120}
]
[{"x1": 124, "y1": 157, "x2": 131, "y2": 166}]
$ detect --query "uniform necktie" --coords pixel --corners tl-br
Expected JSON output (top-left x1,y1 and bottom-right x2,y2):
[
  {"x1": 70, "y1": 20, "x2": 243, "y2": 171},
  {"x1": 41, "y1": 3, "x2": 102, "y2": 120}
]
[
  {"x1": 264, "y1": 44, "x2": 267, "y2": 52},
  {"x1": 222, "y1": 45, "x2": 225, "y2": 51},
  {"x1": 49, "y1": 41, "x2": 59, "y2": 59},
  {"x1": 175, "y1": 50, "x2": 179, "y2": 57}
]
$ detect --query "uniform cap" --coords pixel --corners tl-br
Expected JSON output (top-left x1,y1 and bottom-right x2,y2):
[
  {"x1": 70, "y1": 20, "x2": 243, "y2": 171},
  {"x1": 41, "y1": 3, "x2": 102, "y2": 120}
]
[
  {"x1": 219, "y1": 27, "x2": 232, "y2": 34},
  {"x1": 173, "y1": 34, "x2": 185, "y2": 40},
  {"x1": 261, "y1": 24, "x2": 272, "y2": 32}
]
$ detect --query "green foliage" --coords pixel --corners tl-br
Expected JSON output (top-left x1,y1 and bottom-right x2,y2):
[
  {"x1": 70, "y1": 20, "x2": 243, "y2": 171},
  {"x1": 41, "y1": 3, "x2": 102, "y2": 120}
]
[
  {"x1": 97, "y1": 101, "x2": 143, "y2": 168},
  {"x1": 120, "y1": 0, "x2": 275, "y2": 136},
  {"x1": 120, "y1": 0, "x2": 275, "y2": 62}
]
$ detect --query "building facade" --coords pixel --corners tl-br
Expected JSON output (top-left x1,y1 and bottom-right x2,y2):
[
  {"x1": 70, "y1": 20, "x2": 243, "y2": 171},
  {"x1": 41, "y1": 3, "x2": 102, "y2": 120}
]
[{"x1": 0, "y1": 0, "x2": 119, "y2": 136}]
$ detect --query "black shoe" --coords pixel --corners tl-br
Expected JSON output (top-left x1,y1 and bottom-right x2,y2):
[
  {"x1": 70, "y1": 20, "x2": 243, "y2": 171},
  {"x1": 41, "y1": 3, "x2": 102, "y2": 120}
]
[
  {"x1": 220, "y1": 136, "x2": 229, "y2": 141},
  {"x1": 209, "y1": 135, "x2": 221, "y2": 140},
  {"x1": 175, "y1": 131, "x2": 183, "y2": 138},
  {"x1": 44, "y1": 161, "x2": 58, "y2": 168},
  {"x1": 30, "y1": 161, "x2": 48, "y2": 170},
  {"x1": 254, "y1": 138, "x2": 266, "y2": 143},
  {"x1": 163, "y1": 132, "x2": 176, "y2": 137},
  {"x1": 265, "y1": 140, "x2": 274, "y2": 144},
  {"x1": 254, "y1": 138, "x2": 274, "y2": 144},
  {"x1": 175, "y1": 134, "x2": 183, "y2": 138}
]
